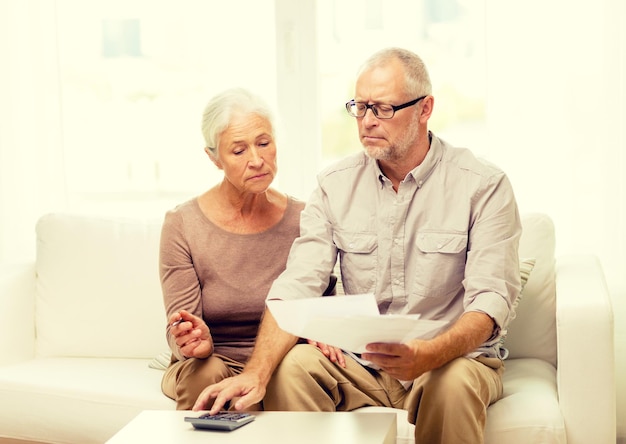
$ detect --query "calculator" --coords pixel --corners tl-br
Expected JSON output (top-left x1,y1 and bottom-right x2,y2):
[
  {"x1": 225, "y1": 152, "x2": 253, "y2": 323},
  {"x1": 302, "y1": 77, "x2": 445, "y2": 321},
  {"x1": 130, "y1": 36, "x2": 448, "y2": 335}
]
[{"x1": 184, "y1": 412, "x2": 255, "y2": 431}]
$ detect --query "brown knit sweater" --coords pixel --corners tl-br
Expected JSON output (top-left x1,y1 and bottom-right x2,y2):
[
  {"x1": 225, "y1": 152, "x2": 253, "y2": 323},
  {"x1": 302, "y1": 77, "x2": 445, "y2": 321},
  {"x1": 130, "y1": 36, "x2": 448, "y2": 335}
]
[{"x1": 159, "y1": 196, "x2": 304, "y2": 362}]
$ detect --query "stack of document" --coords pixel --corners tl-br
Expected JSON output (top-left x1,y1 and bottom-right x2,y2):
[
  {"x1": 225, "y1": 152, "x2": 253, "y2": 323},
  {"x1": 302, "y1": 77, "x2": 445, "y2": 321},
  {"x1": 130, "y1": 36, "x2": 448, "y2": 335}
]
[{"x1": 267, "y1": 294, "x2": 447, "y2": 354}]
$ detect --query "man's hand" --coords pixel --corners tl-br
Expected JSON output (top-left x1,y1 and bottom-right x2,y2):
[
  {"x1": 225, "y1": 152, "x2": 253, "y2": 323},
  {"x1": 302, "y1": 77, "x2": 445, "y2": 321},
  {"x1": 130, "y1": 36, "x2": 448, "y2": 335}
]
[
  {"x1": 169, "y1": 310, "x2": 213, "y2": 359},
  {"x1": 191, "y1": 308, "x2": 298, "y2": 414},
  {"x1": 193, "y1": 372, "x2": 265, "y2": 414},
  {"x1": 361, "y1": 339, "x2": 429, "y2": 381},
  {"x1": 307, "y1": 340, "x2": 346, "y2": 368},
  {"x1": 362, "y1": 311, "x2": 496, "y2": 381}
]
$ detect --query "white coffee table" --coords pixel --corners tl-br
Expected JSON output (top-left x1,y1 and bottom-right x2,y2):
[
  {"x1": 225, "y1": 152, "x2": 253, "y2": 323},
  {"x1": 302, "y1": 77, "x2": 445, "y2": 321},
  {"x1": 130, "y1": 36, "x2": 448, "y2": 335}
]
[{"x1": 106, "y1": 410, "x2": 397, "y2": 444}]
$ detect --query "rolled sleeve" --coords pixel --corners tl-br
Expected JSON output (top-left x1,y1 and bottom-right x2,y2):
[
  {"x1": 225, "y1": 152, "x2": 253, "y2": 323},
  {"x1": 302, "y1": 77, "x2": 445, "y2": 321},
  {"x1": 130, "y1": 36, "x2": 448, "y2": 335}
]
[{"x1": 463, "y1": 171, "x2": 522, "y2": 336}]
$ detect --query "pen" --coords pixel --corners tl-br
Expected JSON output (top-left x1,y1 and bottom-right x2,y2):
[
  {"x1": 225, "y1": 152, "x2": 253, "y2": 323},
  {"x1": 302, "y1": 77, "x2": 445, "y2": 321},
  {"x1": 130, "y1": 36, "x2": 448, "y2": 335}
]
[{"x1": 170, "y1": 318, "x2": 184, "y2": 328}]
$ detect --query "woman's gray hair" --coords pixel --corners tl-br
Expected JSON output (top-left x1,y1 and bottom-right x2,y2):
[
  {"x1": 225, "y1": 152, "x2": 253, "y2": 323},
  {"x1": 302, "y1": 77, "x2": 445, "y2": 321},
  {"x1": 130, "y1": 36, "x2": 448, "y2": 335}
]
[
  {"x1": 201, "y1": 88, "x2": 275, "y2": 158},
  {"x1": 359, "y1": 47, "x2": 432, "y2": 97}
]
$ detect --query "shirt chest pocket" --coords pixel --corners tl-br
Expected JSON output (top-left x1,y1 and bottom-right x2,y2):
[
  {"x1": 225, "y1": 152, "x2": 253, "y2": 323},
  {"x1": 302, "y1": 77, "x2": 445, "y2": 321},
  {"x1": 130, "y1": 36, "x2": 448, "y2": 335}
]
[
  {"x1": 413, "y1": 231, "x2": 468, "y2": 297},
  {"x1": 333, "y1": 231, "x2": 377, "y2": 294}
]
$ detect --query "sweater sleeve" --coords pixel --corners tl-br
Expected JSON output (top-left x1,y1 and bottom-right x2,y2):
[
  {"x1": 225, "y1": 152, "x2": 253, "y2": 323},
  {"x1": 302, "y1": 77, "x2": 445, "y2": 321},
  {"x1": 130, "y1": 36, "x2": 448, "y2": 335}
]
[{"x1": 159, "y1": 207, "x2": 204, "y2": 361}]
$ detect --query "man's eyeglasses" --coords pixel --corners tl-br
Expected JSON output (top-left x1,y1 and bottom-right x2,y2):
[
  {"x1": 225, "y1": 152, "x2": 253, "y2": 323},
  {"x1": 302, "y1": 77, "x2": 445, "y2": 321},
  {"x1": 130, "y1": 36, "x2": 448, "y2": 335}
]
[{"x1": 345, "y1": 95, "x2": 427, "y2": 119}]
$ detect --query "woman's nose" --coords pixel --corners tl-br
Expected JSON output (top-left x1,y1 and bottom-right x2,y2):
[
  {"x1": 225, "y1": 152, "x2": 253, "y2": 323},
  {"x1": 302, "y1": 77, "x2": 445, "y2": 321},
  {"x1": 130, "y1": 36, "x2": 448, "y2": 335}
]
[{"x1": 248, "y1": 147, "x2": 263, "y2": 166}]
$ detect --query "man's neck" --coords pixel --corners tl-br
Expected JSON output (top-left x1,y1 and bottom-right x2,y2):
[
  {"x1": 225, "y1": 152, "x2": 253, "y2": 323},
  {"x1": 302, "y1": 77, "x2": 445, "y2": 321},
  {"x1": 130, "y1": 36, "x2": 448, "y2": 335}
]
[{"x1": 378, "y1": 132, "x2": 431, "y2": 191}]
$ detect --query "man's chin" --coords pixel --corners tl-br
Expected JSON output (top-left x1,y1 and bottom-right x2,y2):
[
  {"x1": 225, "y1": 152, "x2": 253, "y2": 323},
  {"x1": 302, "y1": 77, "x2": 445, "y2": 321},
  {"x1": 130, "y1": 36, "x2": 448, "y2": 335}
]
[{"x1": 364, "y1": 145, "x2": 391, "y2": 160}]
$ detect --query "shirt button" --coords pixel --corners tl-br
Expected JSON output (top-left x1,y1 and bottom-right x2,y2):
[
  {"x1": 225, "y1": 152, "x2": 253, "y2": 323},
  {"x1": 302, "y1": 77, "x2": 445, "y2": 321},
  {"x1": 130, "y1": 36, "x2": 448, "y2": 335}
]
[{"x1": 437, "y1": 243, "x2": 443, "y2": 249}]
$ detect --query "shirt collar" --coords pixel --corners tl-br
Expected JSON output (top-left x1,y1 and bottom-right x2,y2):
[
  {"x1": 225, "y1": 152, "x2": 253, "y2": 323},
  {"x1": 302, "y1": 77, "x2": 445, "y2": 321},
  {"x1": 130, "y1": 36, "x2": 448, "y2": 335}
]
[{"x1": 408, "y1": 131, "x2": 442, "y2": 188}]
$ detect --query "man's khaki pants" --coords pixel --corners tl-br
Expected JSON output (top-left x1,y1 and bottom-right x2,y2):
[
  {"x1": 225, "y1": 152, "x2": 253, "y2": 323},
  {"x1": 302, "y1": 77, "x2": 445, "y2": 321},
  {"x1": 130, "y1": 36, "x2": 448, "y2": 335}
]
[{"x1": 264, "y1": 344, "x2": 503, "y2": 444}]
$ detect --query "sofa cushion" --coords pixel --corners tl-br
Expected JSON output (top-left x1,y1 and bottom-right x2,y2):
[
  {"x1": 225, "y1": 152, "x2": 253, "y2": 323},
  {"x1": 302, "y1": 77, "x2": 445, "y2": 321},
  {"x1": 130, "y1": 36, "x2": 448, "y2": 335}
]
[
  {"x1": 35, "y1": 213, "x2": 168, "y2": 358},
  {"x1": 356, "y1": 358, "x2": 565, "y2": 444},
  {"x1": 505, "y1": 213, "x2": 557, "y2": 366},
  {"x1": 0, "y1": 357, "x2": 175, "y2": 443}
]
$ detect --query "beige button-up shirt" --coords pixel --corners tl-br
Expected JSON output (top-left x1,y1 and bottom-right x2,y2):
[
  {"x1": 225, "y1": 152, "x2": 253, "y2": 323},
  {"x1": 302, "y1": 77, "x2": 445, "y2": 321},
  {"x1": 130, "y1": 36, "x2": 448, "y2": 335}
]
[{"x1": 268, "y1": 133, "x2": 522, "y2": 357}]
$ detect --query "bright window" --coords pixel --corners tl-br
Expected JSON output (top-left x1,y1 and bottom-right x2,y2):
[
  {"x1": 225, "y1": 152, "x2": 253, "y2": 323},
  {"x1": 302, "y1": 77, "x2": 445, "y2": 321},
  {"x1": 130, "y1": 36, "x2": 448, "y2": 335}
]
[
  {"x1": 54, "y1": 0, "x2": 486, "y2": 214},
  {"x1": 56, "y1": 0, "x2": 276, "y2": 214}
]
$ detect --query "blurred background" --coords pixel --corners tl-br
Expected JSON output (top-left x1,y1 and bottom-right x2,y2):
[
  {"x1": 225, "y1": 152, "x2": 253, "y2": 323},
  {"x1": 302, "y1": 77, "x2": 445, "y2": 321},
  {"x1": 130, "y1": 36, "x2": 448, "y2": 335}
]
[{"x1": 1, "y1": 0, "x2": 624, "y2": 439}]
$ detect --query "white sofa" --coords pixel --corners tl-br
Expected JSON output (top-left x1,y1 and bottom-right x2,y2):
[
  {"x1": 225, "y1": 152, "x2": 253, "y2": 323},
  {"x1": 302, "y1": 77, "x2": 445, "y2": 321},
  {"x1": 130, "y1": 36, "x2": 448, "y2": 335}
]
[{"x1": 0, "y1": 212, "x2": 616, "y2": 444}]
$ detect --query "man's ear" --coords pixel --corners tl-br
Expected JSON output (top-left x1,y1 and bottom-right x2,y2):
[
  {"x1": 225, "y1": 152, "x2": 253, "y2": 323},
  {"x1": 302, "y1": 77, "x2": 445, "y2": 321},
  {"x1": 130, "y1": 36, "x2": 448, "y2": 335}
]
[
  {"x1": 420, "y1": 95, "x2": 434, "y2": 122},
  {"x1": 205, "y1": 147, "x2": 223, "y2": 169}
]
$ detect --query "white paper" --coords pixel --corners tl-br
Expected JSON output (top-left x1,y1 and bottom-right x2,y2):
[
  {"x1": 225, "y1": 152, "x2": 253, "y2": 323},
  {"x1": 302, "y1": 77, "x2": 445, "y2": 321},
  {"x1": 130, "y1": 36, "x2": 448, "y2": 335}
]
[{"x1": 267, "y1": 294, "x2": 447, "y2": 353}]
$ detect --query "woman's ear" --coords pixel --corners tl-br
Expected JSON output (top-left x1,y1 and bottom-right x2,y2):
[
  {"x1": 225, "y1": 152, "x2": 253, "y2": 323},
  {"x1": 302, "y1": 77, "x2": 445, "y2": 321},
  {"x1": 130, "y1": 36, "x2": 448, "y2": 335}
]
[{"x1": 205, "y1": 147, "x2": 222, "y2": 169}]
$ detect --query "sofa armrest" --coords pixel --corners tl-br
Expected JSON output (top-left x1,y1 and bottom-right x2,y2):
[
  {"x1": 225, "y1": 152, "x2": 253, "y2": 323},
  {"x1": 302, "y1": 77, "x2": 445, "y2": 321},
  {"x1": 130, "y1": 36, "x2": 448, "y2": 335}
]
[
  {"x1": 555, "y1": 254, "x2": 615, "y2": 444},
  {"x1": 0, "y1": 263, "x2": 36, "y2": 366}
]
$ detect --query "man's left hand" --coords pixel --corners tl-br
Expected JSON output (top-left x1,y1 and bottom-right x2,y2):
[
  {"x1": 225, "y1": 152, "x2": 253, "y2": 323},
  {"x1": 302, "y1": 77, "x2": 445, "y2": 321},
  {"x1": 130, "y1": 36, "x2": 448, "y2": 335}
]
[{"x1": 361, "y1": 339, "x2": 431, "y2": 380}]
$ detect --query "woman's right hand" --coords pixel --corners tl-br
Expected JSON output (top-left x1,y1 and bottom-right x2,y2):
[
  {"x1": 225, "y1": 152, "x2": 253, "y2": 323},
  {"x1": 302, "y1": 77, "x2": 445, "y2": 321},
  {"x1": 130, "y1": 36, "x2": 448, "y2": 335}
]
[{"x1": 169, "y1": 310, "x2": 213, "y2": 359}]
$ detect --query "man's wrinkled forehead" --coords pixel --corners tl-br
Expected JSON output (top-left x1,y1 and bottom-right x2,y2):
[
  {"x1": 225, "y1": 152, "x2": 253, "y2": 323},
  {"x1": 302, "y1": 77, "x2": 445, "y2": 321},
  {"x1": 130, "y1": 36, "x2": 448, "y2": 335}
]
[{"x1": 354, "y1": 62, "x2": 406, "y2": 103}]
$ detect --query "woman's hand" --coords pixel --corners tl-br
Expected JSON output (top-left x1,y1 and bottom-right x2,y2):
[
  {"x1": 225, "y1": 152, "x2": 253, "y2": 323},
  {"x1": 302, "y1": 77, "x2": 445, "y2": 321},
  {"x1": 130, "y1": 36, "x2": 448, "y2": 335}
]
[
  {"x1": 307, "y1": 339, "x2": 346, "y2": 368},
  {"x1": 169, "y1": 310, "x2": 213, "y2": 359}
]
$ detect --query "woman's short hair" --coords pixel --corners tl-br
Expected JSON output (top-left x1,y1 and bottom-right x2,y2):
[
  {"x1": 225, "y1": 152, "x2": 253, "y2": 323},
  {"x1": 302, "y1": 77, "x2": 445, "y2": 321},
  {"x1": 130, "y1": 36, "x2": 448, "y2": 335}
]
[
  {"x1": 359, "y1": 47, "x2": 432, "y2": 98},
  {"x1": 201, "y1": 88, "x2": 274, "y2": 158}
]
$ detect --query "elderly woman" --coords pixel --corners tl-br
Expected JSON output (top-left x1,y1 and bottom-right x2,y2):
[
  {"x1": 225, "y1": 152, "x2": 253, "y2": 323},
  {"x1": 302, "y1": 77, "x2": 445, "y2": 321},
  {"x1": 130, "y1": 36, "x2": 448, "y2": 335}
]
[{"x1": 159, "y1": 88, "x2": 305, "y2": 410}]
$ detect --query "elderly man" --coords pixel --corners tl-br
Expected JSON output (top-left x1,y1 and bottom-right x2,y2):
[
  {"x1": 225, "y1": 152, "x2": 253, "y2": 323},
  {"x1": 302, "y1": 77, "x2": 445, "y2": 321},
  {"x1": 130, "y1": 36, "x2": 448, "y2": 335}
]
[{"x1": 194, "y1": 47, "x2": 521, "y2": 444}]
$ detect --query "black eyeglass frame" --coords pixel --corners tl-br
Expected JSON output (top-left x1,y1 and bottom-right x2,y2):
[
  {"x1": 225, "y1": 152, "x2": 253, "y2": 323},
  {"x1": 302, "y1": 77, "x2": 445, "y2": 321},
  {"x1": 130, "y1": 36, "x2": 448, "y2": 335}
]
[{"x1": 345, "y1": 95, "x2": 428, "y2": 119}]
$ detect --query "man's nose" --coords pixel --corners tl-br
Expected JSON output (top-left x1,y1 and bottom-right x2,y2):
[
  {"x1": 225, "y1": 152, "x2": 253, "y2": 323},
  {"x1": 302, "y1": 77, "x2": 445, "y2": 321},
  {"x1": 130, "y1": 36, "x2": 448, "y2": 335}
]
[{"x1": 361, "y1": 107, "x2": 379, "y2": 126}]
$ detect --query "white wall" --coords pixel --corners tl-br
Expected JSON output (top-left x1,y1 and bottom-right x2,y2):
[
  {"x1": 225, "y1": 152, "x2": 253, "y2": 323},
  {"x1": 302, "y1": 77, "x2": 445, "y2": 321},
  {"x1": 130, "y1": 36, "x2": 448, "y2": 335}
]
[
  {"x1": 484, "y1": 1, "x2": 626, "y2": 439},
  {"x1": 0, "y1": 0, "x2": 67, "y2": 264},
  {"x1": 273, "y1": 0, "x2": 322, "y2": 201}
]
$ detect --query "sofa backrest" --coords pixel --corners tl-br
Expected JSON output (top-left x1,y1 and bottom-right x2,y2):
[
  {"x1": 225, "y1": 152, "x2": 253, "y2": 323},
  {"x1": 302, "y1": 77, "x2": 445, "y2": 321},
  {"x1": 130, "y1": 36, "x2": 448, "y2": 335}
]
[
  {"x1": 35, "y1": 213, "x2": 167, "y2": 358},
  {"x1": 33, "y1": 212, "x2": 558, "y2": 365},
  {"x1": 505, "y1": 212, "x2": 557, "y2": 366}
]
